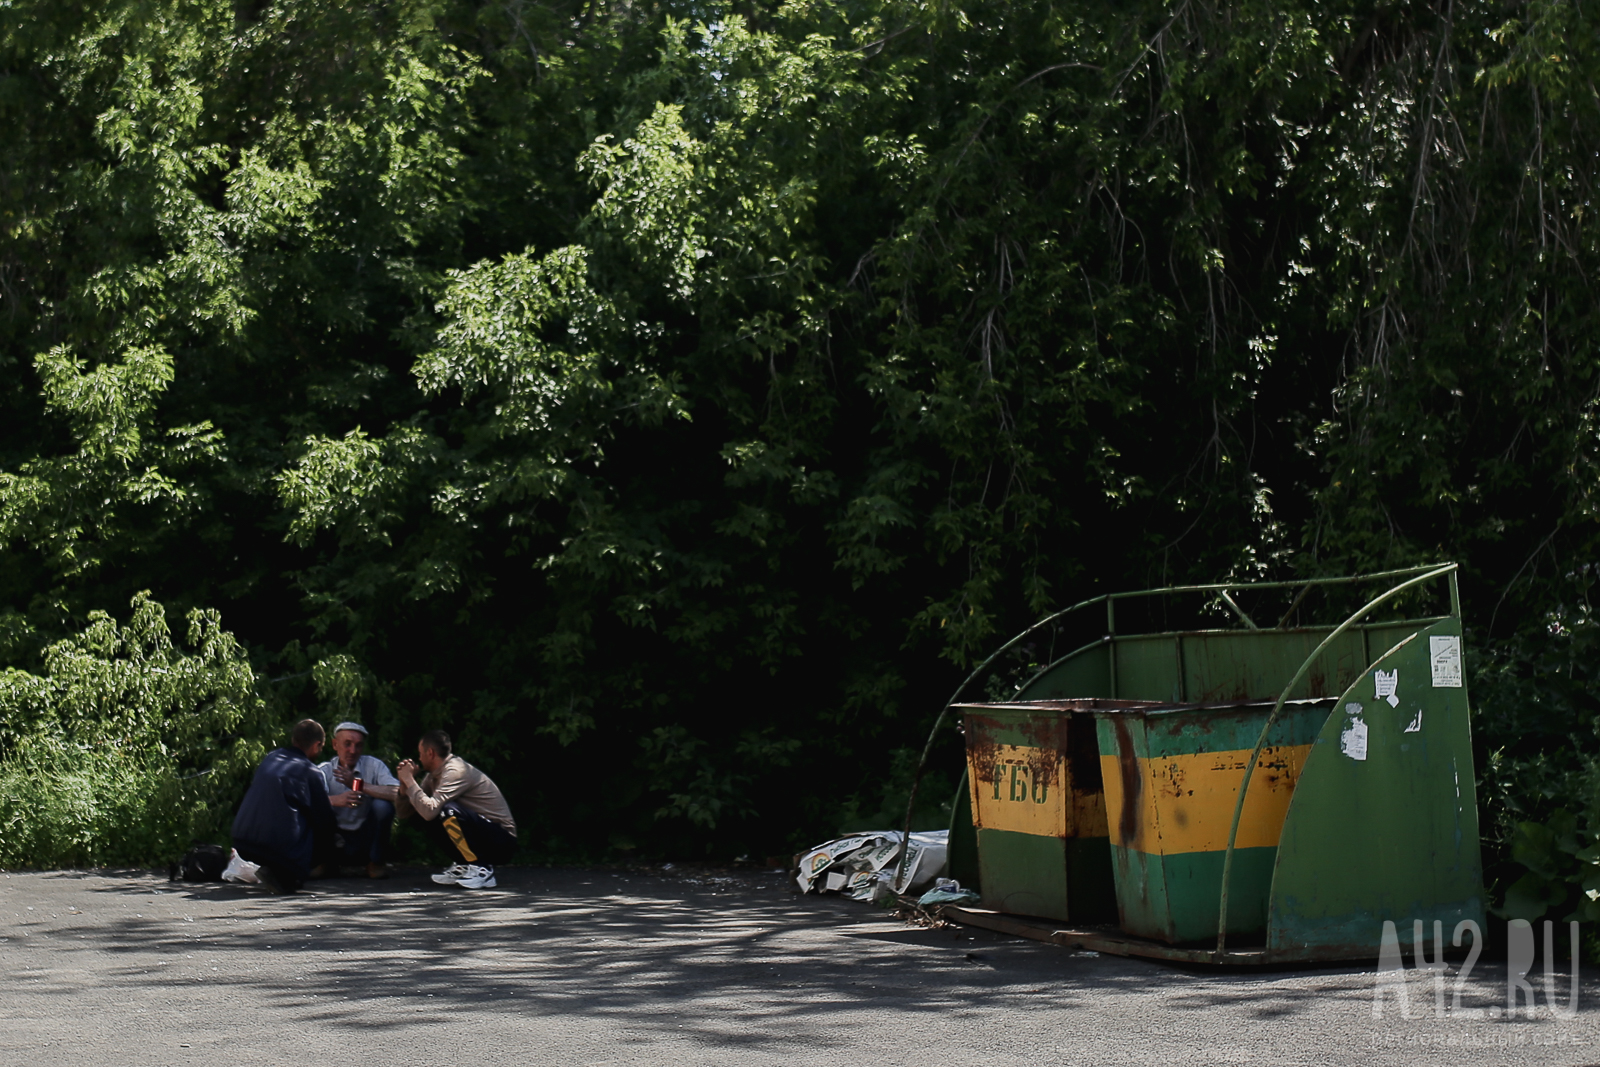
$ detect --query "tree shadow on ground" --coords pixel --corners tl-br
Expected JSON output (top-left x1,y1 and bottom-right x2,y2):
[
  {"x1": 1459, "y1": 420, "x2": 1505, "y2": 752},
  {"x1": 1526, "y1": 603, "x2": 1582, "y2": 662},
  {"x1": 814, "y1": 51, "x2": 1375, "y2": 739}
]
[{"x1": 10, "y1": 866, "x2": 1582, "y2": 1050}]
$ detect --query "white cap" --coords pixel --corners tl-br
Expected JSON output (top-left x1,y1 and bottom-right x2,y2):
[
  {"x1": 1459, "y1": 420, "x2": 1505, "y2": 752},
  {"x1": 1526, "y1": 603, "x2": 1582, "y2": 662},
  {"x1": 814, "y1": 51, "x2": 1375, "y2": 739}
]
[{"x1": 333, "y1": 721, "x2": 368, "y2": 736}]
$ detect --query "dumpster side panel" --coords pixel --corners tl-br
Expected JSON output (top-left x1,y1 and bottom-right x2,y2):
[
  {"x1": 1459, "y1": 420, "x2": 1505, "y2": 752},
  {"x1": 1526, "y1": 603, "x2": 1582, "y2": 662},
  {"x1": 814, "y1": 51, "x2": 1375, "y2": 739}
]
[
  {"x1": 1100, "y1": 745, "x2": 1313, "y2": 853},
  {"x1": 1098, "y1": 714, "x2": 1175, "y2": 940},
  {"x1": 965, "y1": 713, "x2": 1068, "y2": 837},
  {"x1": 965, "y1": 711, "x2": 1075, "y2": 922},
  {"x1": 1267, "y1": 619, "x2": 1487, "y2": 955},
  {"x1": 948, "y1": 769, "x2": 981, "y2": 891},
  {"x1": 1113, "y1": 637, "x2": 1182, "y2": 702},
  {"x1": 1163, "y1": 847, "x2": 1280, "y2": 941},
  {"x1": 1143, "y1": 704, "x2": 1324, "y2": 757},
  {"x1": 1014, "y1": 644, "x2": 1112, "y2": 700},
  {"x1": 1179, "y1": 631, "x2": 1369, "y2": 703},
  {"x1": 1364, "y1": 619, "x2": 1447, "y2": 657},
  {"x1": 1098, "y1": 704, "x2": 1328, "y2": 944},
  {"x1": 976, "y1": 828, "x2": 1068, "y2": 920},
  {"x1": 1108, "y1": 842, "x2": 1175, "y2": 941}
]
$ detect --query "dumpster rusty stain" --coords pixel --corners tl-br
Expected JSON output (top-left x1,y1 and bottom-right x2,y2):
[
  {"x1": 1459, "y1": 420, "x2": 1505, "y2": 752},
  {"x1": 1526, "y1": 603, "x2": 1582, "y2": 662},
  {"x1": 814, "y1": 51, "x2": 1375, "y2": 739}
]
[
  {"x1": 963, "y1": 713, "x2": 1068, "y2": 838},
  {"x1": 1111, "y1": 715, "x2": 1142, "y2": 849},
  {"x1": 1016, "y1": 718, "x2": 1068, "y2": 801},
  {"x1": 966, "y1": 716, "x2": 1003, "y2": 787},
  {"x1": 970, "y1": 717, "x2": 1060, "y2": 776},
  {"x1": 960, "y1": 701, "x2": 1147, "y2": 840}
]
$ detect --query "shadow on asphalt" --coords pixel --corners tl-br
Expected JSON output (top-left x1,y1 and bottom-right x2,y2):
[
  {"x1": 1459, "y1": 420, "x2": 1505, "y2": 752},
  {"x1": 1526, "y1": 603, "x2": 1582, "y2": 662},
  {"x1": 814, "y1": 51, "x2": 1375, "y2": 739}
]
[{"x1": 10, "y1": 865, "x2": 1581, "y2": 1043}]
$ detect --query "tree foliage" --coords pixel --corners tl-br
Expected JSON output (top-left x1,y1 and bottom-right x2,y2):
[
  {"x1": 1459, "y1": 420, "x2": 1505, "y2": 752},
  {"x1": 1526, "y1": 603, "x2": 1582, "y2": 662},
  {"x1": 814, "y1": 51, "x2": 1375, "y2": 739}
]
[
  {"x1": 0, "y1": 593, "x2": 265, "y2": 867},
  {"x1": 3, "y1": 0, "x2": 1600, "y2": 881}
]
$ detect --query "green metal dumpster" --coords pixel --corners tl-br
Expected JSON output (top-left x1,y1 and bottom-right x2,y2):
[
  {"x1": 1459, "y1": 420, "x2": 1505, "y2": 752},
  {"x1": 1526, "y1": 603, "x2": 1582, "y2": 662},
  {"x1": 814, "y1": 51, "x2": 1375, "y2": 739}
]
[
  {"x1": 922, "y1": 563, "x2": 1486, "y2": 964},
  {"x1": 1091, "y1": 697, "x2": 1332, "y2": 944},
  {"x1": 954, "y1": 699, "x2": 1146, "y2": 923}
]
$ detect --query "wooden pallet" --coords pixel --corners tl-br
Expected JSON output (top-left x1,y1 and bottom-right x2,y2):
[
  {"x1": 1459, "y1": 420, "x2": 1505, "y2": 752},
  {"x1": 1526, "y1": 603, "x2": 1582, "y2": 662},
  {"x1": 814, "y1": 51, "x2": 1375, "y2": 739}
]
[{"x1": 938, "y1": 905, "x2": 1306, "y2": 966}]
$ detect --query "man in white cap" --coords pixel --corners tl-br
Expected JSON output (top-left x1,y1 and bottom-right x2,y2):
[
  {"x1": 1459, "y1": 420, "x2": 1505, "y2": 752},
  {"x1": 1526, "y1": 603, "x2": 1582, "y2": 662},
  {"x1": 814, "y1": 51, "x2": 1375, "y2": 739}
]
[{"x1": 315, "y1": 721, "x2": 400, "y2": 878}]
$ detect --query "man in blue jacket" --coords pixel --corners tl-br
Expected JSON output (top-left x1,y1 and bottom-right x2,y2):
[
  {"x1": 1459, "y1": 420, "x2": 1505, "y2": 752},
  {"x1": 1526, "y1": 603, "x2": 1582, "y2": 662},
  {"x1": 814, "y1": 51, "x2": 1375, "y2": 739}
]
[{"x1": 232, "y1": 719, "x2": 338, "y2": 893}]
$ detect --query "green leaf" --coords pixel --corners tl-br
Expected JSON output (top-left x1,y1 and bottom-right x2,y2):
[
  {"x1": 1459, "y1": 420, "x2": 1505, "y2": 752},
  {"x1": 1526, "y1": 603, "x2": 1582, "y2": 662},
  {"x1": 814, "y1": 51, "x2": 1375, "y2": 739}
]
[
  {"x1": 1499, "y1": 872, "x2": 1567, "y2": 923},
  {"x1": 1511, "y1": 820, "x2": 1565, "y2": 880}
]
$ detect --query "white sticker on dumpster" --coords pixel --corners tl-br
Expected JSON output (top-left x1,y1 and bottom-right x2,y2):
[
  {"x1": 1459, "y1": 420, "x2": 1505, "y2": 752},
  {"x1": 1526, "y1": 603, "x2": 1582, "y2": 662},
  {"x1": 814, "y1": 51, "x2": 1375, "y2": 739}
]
[
  {"x1": 1340, "y1": 703, "x2": 1368, "y2": 761},
  {"x1": 1429, "y1": 635, "x2": 1463, "y2": 687},
  {"x1": 1374, "y1": 669, "x2": 1400, "y2": 707}
]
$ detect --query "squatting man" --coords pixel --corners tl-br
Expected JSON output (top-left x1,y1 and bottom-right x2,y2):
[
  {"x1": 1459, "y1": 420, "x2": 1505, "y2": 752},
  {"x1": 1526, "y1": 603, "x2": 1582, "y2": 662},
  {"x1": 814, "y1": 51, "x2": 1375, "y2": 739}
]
[{"x1": 231, "y1": 719, "x2": 517, "y2": 892}]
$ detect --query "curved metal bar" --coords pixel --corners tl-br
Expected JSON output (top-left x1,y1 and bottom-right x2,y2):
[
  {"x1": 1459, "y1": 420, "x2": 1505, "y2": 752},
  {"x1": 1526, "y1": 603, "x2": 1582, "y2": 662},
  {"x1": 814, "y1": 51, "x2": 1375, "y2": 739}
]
[
  {"x1": 1105, "y1": 563, "x2": 1449, "y2": 602},
  {"x1": 1211, "y1": 563, "x2": 1458, "y2": 959},
  {"x1": 1012, "y1": 636, "x2": 1114, "y2": 694}
]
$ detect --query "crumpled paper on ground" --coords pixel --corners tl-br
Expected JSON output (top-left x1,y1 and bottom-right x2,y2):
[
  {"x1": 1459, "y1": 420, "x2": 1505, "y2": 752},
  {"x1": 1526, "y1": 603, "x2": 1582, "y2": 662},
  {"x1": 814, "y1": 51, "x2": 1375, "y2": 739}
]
[{"x1": 795, "y1": 830, "x2": 948, "y2": 900}]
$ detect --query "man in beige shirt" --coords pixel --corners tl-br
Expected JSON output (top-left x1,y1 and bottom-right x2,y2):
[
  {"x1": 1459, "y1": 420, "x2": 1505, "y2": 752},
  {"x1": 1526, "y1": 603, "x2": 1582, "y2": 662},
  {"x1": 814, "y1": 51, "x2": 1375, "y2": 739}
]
[{"x1": 396, "y1": 730, "x2": 518, "y2": 889}]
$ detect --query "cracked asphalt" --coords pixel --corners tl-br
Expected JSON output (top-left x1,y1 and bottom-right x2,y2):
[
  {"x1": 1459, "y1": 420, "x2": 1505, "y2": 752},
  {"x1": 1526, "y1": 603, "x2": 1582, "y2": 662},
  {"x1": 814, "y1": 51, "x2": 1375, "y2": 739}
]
[{"x1": 1, "y1": 865, "x2": 1597, "y2": 1066}]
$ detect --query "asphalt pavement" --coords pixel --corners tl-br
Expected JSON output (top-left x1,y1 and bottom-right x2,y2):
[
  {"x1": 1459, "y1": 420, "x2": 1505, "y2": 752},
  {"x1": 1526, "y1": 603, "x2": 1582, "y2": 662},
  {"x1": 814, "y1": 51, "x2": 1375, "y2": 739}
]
[{"x1": 1, "y1": 865, "x2": 1595, "y2": 1066}]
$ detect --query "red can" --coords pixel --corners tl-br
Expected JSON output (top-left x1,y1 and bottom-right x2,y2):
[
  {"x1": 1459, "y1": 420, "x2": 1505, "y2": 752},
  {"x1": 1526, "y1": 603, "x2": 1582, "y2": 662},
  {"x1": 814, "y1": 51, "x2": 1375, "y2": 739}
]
[{"x1": 351, "y1": 776, "x2": 364, "y2": 793}]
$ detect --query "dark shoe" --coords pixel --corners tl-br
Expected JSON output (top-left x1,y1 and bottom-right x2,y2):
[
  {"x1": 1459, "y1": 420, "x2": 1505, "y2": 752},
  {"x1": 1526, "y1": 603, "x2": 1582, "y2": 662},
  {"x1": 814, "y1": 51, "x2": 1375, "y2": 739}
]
[
  {"x1": 257, "y1": 867, "x2": 289, "y2": 895},
  {"x1": 366, "y1": 862, "x2": 389, "y2": 880},
  {"x1": 307, "y1": 864, "x2": 329, "y2": 880}
]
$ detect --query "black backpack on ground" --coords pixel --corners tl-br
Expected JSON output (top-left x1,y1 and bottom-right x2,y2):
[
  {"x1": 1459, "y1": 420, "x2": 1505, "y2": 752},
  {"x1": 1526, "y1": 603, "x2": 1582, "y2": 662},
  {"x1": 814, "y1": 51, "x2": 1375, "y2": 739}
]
[{"x1": 170, "y1": 843, "x2": 230, "y2": 882}]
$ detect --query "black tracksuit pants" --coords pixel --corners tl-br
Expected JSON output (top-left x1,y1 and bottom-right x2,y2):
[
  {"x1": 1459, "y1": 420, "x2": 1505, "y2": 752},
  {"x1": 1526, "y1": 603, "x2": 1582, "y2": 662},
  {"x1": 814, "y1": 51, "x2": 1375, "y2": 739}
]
[{"x1": 423, "y1": 802, "x2": 516, "y2": 866}]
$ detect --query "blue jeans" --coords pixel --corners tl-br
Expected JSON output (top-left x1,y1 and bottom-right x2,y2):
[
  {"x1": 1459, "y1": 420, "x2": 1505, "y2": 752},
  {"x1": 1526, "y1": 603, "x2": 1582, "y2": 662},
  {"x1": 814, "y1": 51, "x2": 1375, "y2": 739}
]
[{"x1": 333, "y1": 799, "x2": 395, "y2": 865}]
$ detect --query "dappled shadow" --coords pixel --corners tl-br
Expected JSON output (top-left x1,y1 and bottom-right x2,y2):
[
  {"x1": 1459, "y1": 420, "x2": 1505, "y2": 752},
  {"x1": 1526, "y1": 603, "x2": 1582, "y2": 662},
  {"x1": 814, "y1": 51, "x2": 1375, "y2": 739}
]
[{"x1": 3, "y1": 865, "x2": 1596, "y2": 1055}]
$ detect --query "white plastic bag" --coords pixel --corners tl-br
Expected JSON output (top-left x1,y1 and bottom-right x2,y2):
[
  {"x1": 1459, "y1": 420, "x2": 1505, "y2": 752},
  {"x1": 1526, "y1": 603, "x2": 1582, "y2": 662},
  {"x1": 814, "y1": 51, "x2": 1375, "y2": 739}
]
[{"x1": 221, "y1": 848, "x2": 262, "y2": 884}]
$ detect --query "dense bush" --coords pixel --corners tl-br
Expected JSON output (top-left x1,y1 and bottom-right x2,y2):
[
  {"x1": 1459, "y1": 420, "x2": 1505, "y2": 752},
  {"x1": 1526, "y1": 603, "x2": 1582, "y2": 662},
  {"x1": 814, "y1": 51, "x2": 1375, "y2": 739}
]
[{"x1": 0, "y1": 594, "x2": 266, "y2": 868}]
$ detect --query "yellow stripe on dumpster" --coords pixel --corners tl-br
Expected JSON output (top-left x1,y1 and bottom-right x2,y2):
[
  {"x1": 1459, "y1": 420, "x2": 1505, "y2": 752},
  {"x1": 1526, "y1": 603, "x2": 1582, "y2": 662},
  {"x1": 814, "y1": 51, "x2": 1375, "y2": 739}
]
[
  {"x1": 1099, "y1": 745, "x2": 1311, "y2": 855},
  {"x1": 967, "y1": 744, "x2": 1108, "y2": 838}
]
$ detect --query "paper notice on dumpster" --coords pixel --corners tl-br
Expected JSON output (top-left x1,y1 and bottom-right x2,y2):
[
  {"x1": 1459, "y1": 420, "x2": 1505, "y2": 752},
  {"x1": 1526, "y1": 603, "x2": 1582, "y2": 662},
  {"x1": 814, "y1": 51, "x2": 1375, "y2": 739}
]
[
  {"x1": 1429, "y1": 635, "x2": 1463, "y2": 687},
  {"x1": 1340, "y1": 704, "x2": 1368, "y2": 761}
]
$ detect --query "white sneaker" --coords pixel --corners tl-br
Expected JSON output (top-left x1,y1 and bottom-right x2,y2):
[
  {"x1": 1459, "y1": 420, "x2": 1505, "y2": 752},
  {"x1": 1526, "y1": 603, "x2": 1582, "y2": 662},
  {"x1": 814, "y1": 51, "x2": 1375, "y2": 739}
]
[
  {"x1": 431, "y1": 863, "x2": 471, "y2": 885},
  {"x1": 456, "y1": 864, "x2": 496, "y2": 889}
]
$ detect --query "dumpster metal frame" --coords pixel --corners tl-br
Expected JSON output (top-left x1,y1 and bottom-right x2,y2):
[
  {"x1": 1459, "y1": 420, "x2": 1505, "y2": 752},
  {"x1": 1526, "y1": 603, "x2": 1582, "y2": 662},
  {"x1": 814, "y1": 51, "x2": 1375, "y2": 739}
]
[{"x1": 902, "y1": 563, "x2": 1484, "y2": 965}]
